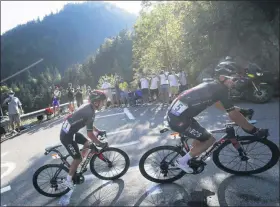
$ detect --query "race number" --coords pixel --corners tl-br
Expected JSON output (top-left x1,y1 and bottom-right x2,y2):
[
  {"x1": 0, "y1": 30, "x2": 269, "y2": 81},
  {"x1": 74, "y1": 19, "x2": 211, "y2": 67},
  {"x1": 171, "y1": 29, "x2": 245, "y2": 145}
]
[
  {"x1": 170, "y1": 100, "x2": 188, "y2": 116},
  {"x1": 62, "y1": 120, "x2": 71, "y2": 133}
]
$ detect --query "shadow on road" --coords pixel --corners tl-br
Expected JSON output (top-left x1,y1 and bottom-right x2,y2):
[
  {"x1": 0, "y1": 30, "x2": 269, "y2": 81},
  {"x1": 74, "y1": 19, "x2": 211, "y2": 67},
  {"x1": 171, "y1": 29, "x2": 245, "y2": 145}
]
[
  {"x1": 217, "y1": 174, "x2": 279, "y2": 206},
  {"x1": 134, "y1": 183, "x2": 215, "y2": 207},
  {"x1": 74, "y1": 179, "x2": 124, "y2": 206}
]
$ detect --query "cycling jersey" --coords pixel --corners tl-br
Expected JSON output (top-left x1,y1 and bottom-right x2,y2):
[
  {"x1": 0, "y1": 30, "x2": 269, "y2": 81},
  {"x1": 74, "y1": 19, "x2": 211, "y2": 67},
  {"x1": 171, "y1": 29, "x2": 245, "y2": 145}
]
[
  {"x1": 167, "y1": 80, "x2": 234, "y2": 141},
  {"x1": 60, "y1": 103, "x2": 95, "y2": 136}
]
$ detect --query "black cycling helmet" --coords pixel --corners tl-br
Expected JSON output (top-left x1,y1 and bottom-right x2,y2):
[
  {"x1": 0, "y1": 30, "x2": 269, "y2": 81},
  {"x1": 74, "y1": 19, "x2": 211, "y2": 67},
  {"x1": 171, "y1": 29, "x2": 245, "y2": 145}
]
[
  {"x1": 89, "y1": 90, "x2": 106, "y2": 103},
  {"x1": 214, "y1": 58, "x2": 243, "y2": 77}
]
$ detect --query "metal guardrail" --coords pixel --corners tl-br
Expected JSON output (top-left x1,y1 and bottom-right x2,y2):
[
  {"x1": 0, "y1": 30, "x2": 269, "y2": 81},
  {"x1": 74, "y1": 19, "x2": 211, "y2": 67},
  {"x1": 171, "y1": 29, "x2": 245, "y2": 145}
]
[{"x1": 1, "y1": 99, "x2": 89, "y2": 126}]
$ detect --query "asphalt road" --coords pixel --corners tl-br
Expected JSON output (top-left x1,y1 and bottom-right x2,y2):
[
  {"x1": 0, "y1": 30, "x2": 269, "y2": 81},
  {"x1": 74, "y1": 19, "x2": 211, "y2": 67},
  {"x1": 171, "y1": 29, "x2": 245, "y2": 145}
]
[{"x1": 1, "y1": 99, "x2": 279, "y2": 206}]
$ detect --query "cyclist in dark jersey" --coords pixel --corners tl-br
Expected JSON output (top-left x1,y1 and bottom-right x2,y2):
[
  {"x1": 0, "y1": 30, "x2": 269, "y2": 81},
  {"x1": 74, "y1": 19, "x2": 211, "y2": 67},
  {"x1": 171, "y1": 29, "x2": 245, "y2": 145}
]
[
  {"x1": 167, "y1": 60, "x2": 269, "y2": 173},
  {"x1": 60, "y1": 90, "x2": 108, "y2": 189}
]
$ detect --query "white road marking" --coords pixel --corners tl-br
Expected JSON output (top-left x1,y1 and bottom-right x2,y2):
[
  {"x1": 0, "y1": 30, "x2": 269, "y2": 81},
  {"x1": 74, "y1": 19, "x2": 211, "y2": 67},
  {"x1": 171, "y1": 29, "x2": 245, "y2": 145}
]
[
  {"x1": 123, "y1": 108, "x2": 135, "y2": 120},
  {"x1": 1, "y1": 152, "x2": 9, "y2": 158},
  {"x1": 107, "y1": 129, "x2": 132, "y2": 136},
  {"x1": 111, "y1": 140, "x2": 140, "y2": 148},
  {"x1": 1, "y1": 162, "x2": 16, "y2": 179},
  {"x1": 1, "y1": 185, "x2": 11, "y2": 194},
  {"x1": 1, "y1": 152, "x2": 17, "y2": 179},
  {"x1": 96, "y1": 112, "x2": 125, "y2": 119}
]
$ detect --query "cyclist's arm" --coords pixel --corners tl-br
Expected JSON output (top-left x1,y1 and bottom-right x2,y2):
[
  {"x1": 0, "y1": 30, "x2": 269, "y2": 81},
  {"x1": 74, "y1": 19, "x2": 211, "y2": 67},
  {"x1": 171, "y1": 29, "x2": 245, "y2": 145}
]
[{"x1": 86, "y1": 119, "x2": 102, "y2": 144}]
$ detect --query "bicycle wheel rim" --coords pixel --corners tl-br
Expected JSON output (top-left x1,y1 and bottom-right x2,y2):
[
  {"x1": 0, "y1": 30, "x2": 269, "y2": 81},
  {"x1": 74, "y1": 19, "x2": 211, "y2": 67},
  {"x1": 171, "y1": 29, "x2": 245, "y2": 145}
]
[
  {"x1": 90, "y1": 147, "x2": 130, "y2": 180},
  {"x1": 33, "y1": 164, "x2": 70, "y2": 197},
  {"x1": 139, "y1": 146, "x2": 186, "y2": 183},
  {"x1": 213, "y1": 137, "x2": 279, "y2": 175}
]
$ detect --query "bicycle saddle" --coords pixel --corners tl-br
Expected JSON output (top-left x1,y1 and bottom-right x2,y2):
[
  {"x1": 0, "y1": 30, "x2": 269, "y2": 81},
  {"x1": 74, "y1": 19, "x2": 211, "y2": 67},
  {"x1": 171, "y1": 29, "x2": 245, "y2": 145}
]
[{"x1": 45, "y1": 144, "x2": 62, "y2": 152}]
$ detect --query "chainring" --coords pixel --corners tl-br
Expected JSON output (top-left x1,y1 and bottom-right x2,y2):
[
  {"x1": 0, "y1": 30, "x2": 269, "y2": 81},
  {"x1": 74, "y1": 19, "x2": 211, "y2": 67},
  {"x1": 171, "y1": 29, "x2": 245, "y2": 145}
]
[{"x1": 189, "y1": 159, "x2": 206, "y2": 174}]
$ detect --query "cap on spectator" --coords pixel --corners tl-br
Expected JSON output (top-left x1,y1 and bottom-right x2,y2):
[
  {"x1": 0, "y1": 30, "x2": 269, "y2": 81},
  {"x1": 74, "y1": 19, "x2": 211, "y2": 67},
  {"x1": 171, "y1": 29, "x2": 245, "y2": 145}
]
[{"x1": 8, "y1": 90, "x2": 14, "y2": 95}]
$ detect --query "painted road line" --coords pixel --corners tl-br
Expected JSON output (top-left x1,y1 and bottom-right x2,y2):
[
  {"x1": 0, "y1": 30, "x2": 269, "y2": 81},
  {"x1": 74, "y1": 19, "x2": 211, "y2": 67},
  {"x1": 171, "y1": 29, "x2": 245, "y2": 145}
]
[
  {"x1": 1, "y1": 162, "x2": 16, "y2": 179},
  {"x1": 1, "y1": 185, "x2": 11, "y2": 194},
  {"x1": 96, "y1": 112, "x2": 125, "y2": 119},
  {"x1": 107, "y1": 129, "x2": 132, "y2": 136},
  {"x1": 111, "y1": 140, "x2": 140, "y2": 148},
  {"x1": 123, "y1": 108, "x2": 135, "y2": 120},
  {"x1": 1, "y1": 152, "x2": 9, "y2": 158}
]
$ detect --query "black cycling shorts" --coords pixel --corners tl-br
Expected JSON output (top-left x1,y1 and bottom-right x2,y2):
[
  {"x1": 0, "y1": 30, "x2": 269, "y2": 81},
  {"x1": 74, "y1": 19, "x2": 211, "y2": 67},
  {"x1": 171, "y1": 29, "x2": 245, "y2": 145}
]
[
  {"x1": 167, "y1": 111, "x2": 212, "y2": 141},
  {"x1": 60, "y1": 131, "x2": 88, "y2": 160}
]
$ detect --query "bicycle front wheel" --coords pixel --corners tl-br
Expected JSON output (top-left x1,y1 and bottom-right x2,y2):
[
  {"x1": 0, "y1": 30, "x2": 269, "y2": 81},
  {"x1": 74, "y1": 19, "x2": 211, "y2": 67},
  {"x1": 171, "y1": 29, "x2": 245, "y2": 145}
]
[
  {"x1": 89, "y1": 147, "x2": 130, "y2": 180},
  {"x1": 33, "y1": 164, "x2": 70, "y2": 197},
  {"x1": 139, "y1": 146, "x2": 186, "y2": 183},
  {"x1": 213, "y1": 136, "x2": 280, "y2": 175}
]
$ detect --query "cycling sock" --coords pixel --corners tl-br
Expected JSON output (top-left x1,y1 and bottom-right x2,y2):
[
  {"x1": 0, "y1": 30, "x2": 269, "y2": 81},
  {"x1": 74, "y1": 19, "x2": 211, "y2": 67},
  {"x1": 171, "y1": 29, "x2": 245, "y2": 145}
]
[
  {"x1": 67, "y1": 175, "x2": 72, "y2": 182},
  {"x1": 178, "y1": 152, "x2": 192, "y2": 165}
]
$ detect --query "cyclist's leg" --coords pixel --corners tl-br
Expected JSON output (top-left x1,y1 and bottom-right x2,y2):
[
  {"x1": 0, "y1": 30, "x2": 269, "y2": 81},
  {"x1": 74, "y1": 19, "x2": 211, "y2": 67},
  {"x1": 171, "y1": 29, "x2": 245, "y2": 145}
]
[
  {"x1": 75, "y1": 132, "x2": 90, "y2": 158},
  {"x1": 60, "y1": 133, "x2": 82, "y2": 178},
  {"x1": 184, "y1": 118, "x2": 215, "y2": 157}
]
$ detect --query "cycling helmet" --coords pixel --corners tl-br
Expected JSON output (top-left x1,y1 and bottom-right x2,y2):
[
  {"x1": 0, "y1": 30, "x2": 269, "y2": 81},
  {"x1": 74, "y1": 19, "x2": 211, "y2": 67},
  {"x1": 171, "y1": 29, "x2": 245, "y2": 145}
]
[
  {"x1": 214, "y1": 59, "x2": 243, "y2": 77},
  {"x1": 89, "y1": 90, "x2": 106, "y2": 103}
]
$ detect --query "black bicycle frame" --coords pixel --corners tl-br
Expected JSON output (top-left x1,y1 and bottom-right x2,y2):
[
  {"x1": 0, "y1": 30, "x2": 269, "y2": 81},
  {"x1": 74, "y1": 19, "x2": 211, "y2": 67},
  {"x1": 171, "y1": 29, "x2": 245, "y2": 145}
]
[
  {"x1": 47, "y1": 144, "x2": 109, "y2": 180},
  {"x1": 162, "y1": 125, "x2": 246, "y2": 165}
]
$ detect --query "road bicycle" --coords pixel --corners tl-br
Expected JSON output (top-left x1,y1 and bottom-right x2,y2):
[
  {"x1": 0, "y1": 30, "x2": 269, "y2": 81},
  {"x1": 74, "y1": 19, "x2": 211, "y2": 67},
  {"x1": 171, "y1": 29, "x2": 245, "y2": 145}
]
[
  {"x1": 139, "y1": 120, "x2": 280, "y2": 183},
  {"x1": 33, "y1": 133, "x2": 130, "y2": 197}
]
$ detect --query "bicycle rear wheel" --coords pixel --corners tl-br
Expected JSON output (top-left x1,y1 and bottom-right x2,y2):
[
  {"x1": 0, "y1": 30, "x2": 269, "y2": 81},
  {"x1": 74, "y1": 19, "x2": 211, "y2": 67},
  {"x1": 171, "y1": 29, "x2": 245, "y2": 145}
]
[
  {"x1": 33, "y1": 164, "x2": 70, "y2": 197},
  {"x1": 139, "y1": 146, "x2": 186, "y2": 183},
  {"x1": 89, "y1": 147, "x2": 130, "y2": 180},
  {"x1": 213, "y1": 136, "x2": 280, "y2": 175}
]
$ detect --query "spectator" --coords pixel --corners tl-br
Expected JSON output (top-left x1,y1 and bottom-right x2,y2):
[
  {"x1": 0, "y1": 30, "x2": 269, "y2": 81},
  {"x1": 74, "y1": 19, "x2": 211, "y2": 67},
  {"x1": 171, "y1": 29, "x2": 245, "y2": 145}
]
[
  {"x1": 86, "y1": 86, "x2": 92, "y2": 97},
  {"x1": 101, "y1": 78, "x2": 113, "y2": 104},
  {"x1": 53, "y1": 86, "x2": 61, "y2": 116},
  {"x1": 114, "y1": 76, "x2": 121, "y2": 107},
  {"x1": 159, "y1": 69, "x2": 169, "y2": 104},
  {"x1": 168, "y1": 69, "x2": 179, "y2": 100},
  {"x1": 179, "y1": 69, "x2": 188, "y2": 92},
  {"x1": 119, "y1": 79, "x2": 129, "y2": 106},
  {"x1": 2, "y1": 90, "x2": 23, "y2": 134},
  {"x1": 139, "y1": 75, "x2": 149, "y2": 103},
  {"x1": 75, "y1": 86, "x2": 83, "y2": 108},
  {"x1": 67, "y1": 83, "x2": 75, "y2": 112},
  {"x1": 150, "y1": 73, "x2": 160, "y2": 102}
]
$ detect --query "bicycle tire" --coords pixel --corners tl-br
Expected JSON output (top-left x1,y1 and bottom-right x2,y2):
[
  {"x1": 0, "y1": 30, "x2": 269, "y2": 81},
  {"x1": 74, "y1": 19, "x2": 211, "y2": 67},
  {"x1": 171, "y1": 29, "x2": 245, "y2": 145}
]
[
  {"x1": 213, "y1": 136, "x2": 280, "y2": 175},
  {"x1": 139, "y1": 145, "x2": 186, "y2": 183},
  {"x1": 33, "y1": 164, "x2": 70, "y2": 197},
  {"x1": 89, "y1": 147, "x2": 130, "y2": 180}
]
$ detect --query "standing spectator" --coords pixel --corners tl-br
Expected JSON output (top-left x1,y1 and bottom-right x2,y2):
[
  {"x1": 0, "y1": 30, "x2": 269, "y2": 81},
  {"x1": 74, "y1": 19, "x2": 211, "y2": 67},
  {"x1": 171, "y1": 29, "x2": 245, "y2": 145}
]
[
  {"x1": 159, "y1": 69, "x2": 169, "y2": 104},
  {"x1": 114, "y1": 76, "x2": 121, "y2": 107},
  {"x1": 67, "y1": 83, "x2": 75, "y2": 112},
  {"x1": 2, "y1": 90, "x2": 23, "y2": 134},
  {"x1": 53, "y1": 86, "x2": 61, "y2": 116},
  {"x1": 86, "y1": 86, "x2": 92, "y2": 97},
  {"x1": 119, "y1": 79, "x2": 129, "y2": 106},
  {"x1": 179, "y1": 69, "x2": 188, "y2": 92},
  {"x1": 168, "y1": 69, "x2": 179, "y2": 101},
  {"x1": 139, "y1": 75, "x2": 149, "y2": 103},
  {"x1": 101, "y1": 78, "x2": 113, "y2": 104},
  {"x1": 75, "y1": 86, "x2": 83, "y2": 108},
  {"x1": 149, "y1": 73, "x2": 160, "y2": 102}
]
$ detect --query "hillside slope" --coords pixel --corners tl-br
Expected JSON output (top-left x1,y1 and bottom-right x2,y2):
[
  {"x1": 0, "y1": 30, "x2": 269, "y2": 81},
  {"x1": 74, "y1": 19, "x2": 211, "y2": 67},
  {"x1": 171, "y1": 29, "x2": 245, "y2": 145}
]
[{"x1": 1, "y1": 1, "x2": 137, "y2": 83}]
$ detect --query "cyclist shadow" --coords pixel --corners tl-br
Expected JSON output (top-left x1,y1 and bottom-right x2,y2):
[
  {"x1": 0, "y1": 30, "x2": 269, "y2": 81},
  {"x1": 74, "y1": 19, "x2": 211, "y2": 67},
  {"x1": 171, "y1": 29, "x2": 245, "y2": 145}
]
[
  {"x1": 217, "y1": 174, "x2": 279, "y2": 206},
  {"x1": 74, "y1": 179, "x2": 124, "y2": 206},
  {"x1": 134, "y1": 183, "x2": 215, "y2": 207}
]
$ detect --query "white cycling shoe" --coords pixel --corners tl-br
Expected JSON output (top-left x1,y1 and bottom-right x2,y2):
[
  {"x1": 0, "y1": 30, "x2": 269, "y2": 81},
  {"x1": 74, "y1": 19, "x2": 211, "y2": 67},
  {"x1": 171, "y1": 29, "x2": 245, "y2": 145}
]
[
  {"x1": 175, "y1": 159, "x2": 194, "y2": 174},
  {"x1": 62, "y1": 179, "x2": 74, "y2": 190}
]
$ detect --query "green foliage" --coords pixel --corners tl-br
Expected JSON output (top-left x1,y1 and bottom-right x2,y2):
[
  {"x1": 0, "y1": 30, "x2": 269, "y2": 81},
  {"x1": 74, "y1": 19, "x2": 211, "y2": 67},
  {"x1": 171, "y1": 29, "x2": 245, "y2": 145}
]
[{"x1": 97, "y1": 74, "x2": 117, "y2": 89}]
